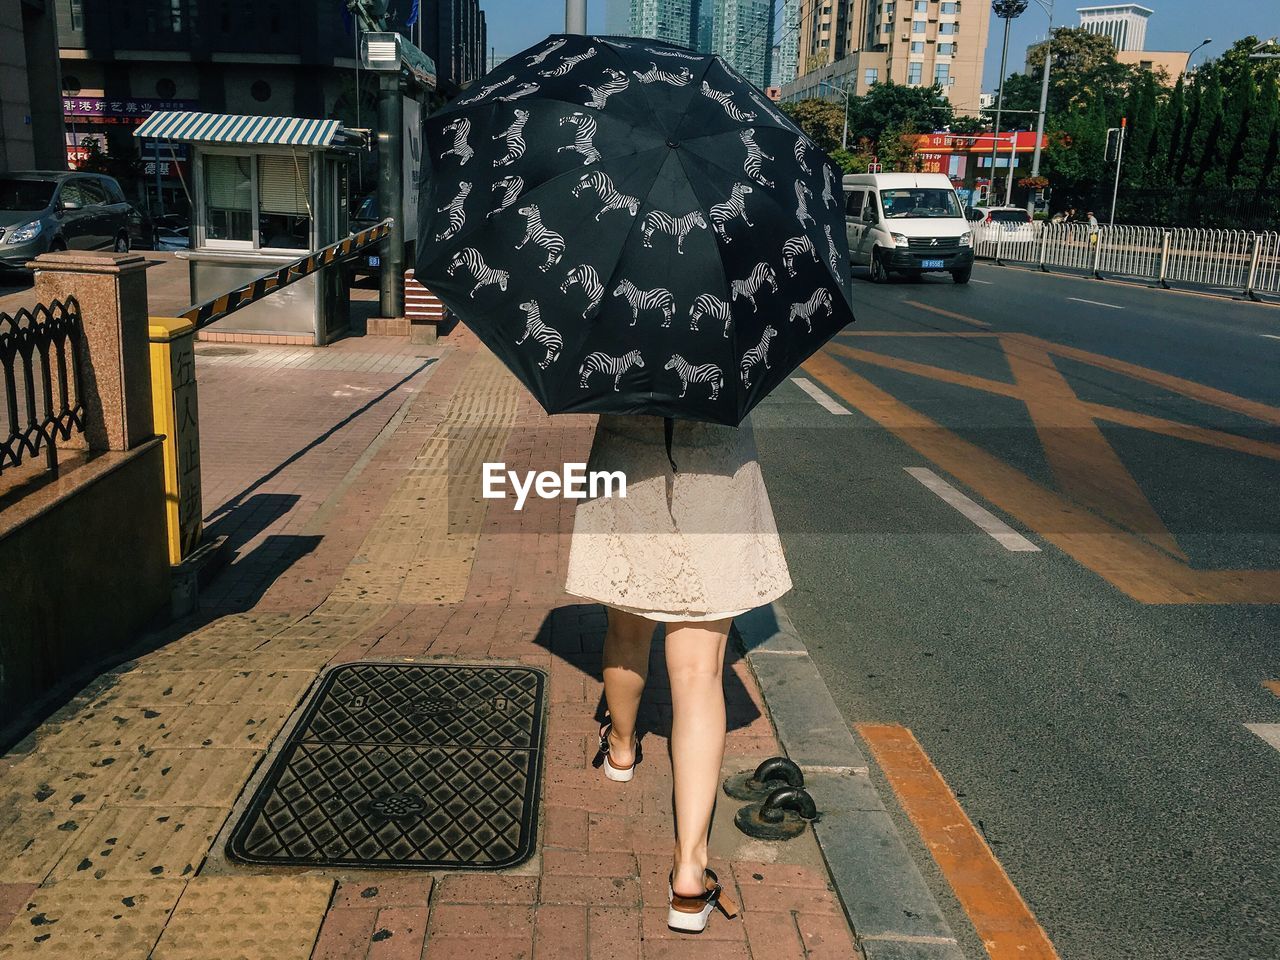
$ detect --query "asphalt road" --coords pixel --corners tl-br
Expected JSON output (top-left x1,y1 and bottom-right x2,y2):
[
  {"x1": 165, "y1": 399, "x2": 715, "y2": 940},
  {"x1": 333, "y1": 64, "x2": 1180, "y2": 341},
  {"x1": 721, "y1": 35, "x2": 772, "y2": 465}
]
[{"x1": 752, "y1": 262, "x2": 1280, "y2": 960}]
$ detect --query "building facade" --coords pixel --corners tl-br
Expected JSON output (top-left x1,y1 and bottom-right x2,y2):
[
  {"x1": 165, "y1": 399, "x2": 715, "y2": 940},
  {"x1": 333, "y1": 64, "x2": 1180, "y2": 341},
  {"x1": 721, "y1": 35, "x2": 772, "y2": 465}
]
[
  {"x1": 631, "y1": 0, "x2": 699, "y2": 48},
  {"x1": 54, "y1": 0, "x2": 485, "y2": 190},
  {"x1": 772, "y1": 0, "x2": 800, "y2": 87},
  {"x1": 785, "y1": 0, "x2": 989, "y2": 115},
  {"x1": 1077, "y1": 3, "x2": 1152, "y2": 53},
  {"x1": 710, "y1": 0, "x2": 773, "y2": 88},
  {"x1": 1, "y1": 0, "x2": 65, "y2": 171}
]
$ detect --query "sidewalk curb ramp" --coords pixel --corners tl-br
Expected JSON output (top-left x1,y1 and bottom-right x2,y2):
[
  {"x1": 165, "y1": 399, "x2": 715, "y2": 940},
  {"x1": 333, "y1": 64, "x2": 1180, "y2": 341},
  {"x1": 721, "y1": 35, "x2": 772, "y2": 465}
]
[{"x1": 735, "y1": 602, "x2": 968, "y2": 960}]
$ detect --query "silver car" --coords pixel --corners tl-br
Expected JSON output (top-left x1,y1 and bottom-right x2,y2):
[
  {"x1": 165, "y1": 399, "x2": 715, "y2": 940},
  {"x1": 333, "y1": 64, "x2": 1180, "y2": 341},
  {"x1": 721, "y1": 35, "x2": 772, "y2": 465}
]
[{"x1": 0, "y1": 171, "x2": 132, "y2": 271}]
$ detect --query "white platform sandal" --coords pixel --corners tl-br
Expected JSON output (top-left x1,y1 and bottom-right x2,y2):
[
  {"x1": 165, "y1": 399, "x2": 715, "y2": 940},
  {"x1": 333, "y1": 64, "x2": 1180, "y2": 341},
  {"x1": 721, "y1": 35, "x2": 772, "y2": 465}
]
[
  {"x1": 596, "y1": 718, "x2": 638, "y2": 783},
  {"x1": 667, "y1": 868, "x2": 740, "y2": 933}
]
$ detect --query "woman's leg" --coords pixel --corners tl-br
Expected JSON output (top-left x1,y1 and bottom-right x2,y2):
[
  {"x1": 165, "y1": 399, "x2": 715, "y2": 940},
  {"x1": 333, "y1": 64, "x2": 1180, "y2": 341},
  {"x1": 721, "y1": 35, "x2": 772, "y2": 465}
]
[
  {"x1": 602, "y1": 607, "x2": 655, "y2": 766},
  {"x1": 665, "y1": 617, "x2": 732, "y2": 897}
]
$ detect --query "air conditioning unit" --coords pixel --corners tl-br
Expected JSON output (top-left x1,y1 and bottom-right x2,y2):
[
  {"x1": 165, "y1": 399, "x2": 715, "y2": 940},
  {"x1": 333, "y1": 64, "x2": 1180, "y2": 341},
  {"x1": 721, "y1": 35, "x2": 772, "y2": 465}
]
[{"x1": 948, "y1": 76, "x2": 955, "y2": 85}]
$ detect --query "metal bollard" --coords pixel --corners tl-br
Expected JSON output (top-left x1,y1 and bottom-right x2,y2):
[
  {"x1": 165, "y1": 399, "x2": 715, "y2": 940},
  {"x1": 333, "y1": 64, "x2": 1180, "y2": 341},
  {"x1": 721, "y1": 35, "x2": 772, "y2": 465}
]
[
  {"x1": 1158, "y1": 231, "x2": 1171, "y2": 288},
  {"x1": 148, "y1": 317, "x2": 203, "y2": 565},
  {"x1": 1092, "y1": 229, "x2": 1105, "y2": 280},
  {"x1": 1245, "y1": 234, "x2": 1263, "y2": 302},
  {"x1": 723, "y1": 756, "x2": 804, "y2": 802},
  {"x1": 734, "y1": 786, "x2": 820, "y2": 841}
]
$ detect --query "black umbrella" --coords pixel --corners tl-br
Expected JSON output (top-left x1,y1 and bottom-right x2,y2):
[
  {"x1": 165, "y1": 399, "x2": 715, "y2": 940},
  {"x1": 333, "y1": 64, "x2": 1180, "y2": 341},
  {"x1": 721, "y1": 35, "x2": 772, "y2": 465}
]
[{"x1": 416, "y1": 33, "x2": 855, "y2": 427}]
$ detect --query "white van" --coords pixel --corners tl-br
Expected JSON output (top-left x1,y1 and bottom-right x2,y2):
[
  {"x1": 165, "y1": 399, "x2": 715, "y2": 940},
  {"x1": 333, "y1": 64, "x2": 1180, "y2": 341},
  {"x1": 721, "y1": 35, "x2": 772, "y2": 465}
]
[{"x1": 843, "y1": 172, "x2": 974, "y2": 284}]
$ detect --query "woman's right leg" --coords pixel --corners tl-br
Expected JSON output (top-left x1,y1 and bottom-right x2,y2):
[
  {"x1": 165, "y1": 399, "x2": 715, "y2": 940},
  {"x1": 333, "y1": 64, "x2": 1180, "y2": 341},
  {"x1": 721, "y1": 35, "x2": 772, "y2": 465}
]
[{"x1": 602, "y1": 607, "x2": 655, "y2": 766}]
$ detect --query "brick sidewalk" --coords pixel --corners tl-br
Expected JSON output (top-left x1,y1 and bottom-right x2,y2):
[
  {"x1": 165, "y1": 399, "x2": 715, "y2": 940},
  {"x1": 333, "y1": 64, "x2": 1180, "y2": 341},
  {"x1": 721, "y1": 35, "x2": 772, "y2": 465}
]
[{"x1": 0, "y1": 328, "x2": 859, "y2": 959}]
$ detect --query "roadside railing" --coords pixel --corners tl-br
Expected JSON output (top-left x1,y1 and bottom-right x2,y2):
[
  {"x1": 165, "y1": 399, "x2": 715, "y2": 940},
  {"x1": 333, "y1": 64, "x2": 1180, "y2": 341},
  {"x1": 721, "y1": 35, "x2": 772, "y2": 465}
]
[
  {"x1": 0, "y1": 298, "x2": 85, "y2": 477},
  {"x1": 973, "y1": 222, "x2": 1280, "y2": 301}
]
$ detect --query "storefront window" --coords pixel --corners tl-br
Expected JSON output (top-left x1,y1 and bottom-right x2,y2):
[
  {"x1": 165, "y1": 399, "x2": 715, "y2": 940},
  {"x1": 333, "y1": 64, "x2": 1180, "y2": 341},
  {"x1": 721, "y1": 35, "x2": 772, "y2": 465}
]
[
  {"x1": 203, "y1": 154, "x2": 253, "y2": 242},
  {"x1": 257, "y1": 154, "x2": 311, "y2": 249}
]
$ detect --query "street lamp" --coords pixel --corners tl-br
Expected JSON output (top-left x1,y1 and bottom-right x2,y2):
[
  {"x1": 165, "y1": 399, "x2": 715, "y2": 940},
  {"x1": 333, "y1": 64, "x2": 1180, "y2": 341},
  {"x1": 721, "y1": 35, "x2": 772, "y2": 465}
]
[
  {"x1": 1027, "y1": 0, "x2": 1054, "y2": 215},
  {"x1": 817, "y1": 79, "x2": 854, "y2": 150},
  {"x1": 1183, "y1": 38, "x2": 1212, "y2": 79},
  {"x1": 988, "y1": 0, "x2": 1028, "y2": 205}
]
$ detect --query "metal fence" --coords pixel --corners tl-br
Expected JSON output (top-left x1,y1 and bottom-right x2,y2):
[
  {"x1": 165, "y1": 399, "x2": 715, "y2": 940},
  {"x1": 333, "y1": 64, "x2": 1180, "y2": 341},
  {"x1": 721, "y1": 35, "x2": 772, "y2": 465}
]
[
  {"x1": 973, "y1": 222, "x2": 1280, "y2": 300},
  {"x1": 0, "y1": 298, "x2": 85, "y2": 476}
]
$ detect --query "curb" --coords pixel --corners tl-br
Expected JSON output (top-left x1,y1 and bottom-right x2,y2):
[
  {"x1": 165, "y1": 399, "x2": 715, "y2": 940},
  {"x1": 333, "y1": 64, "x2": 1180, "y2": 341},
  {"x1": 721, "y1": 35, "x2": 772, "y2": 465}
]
[{"x1": 735, "y1": 602, "x2": 967, "y2": 960}]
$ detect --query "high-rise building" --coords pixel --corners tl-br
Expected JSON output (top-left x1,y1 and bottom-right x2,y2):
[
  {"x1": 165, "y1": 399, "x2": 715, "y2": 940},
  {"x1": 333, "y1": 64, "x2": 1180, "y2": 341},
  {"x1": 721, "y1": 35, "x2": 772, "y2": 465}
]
[
  {"x1": 711, "y1": 0, "x2": 774, "y2": 88},
  {"x1": 773, "y1": 0, "x2": 801, "y2": 86},
  {"x1": 1077, "y1": 3, "x2": 1152, "y2": 52},
  {"x1": 0, "y1": 0, "x2": 64, "y2": 170},
  {"x1": 605, "y1": 0, "x2": 633, "y2": 35},
  {"x1": 784, "y1": 0, "x2": 990, "y2": 116},
  {"x1": 632, "y1": 0, "x2": 697, "y2": 48}
]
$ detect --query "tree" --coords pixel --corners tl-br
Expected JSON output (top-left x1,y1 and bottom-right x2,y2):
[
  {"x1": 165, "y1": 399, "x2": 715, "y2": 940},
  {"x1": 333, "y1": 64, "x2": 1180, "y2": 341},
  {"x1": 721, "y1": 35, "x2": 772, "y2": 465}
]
[
  {"x1": 1188, "y1": 73, "x2": 1224, "y2": 188},
  {"x1": 1121, "y1": 72, "x2": 1157, "y2": 188},
  {"x1": 1240, "y1": 72, "x2": 1280, "y2": 188},
  {"x1": 845, "y1": 81, "x2": 953, "y2": 147},
  {"x1": 1217, "y1": 68, "x2": 1256, "y2": 187},
  {"x1": 779, "y1": 98, "x2": 848, "y2": 153}
]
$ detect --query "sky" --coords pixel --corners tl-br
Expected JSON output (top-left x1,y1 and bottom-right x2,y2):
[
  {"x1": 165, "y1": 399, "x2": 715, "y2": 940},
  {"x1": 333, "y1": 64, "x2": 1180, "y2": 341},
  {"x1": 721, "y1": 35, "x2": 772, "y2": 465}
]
[{"x1": 478, "y1": 0, "x2": 1277, "y2": 90}]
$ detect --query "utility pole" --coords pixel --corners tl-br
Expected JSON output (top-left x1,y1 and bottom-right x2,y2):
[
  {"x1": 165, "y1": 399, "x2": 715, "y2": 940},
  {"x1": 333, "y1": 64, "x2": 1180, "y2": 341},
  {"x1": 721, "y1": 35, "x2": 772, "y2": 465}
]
[
  {"x1": 1108, "y1": 117, "x2": 1126, "y2": 225},
  {"x1": 566, "y1": 0, "x2": 586, "y2": 34},
  {"x1": 988, "y1": 0, "x2": 1028, "y2": 204},
  {"x1": 1027, "y1": 0, "x2": 1054, "y2": 214}
]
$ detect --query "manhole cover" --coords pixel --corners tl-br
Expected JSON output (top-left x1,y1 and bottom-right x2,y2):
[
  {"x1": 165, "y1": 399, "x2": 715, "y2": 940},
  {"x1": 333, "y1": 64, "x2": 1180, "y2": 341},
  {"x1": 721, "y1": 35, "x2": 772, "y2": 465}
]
[
  {"x1": 227, "y1": 662, "x2": 546, "y2": 870},
  {"x1": 195, "y1": 345, "x2": 254, "y2": 356}
]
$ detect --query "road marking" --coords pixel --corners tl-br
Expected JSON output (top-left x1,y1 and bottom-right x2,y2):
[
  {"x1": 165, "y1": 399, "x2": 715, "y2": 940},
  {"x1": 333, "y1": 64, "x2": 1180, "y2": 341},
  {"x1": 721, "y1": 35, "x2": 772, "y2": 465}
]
[
  {"x1": 903, "y1": 299, "x2": 992, "y2": 328},
  {"x1": 969, "y1": 278, "x2": 993, "y2": 284},
  {"x1": 1245, "y1": 724, "x2": 1280, "y2": 753},
  {"x1": 790, "y1": 376, "x2": 851, "y2": 414},
  {"x1": 1067, "y1": 297, "x2": 1123, "y2": 309},
  {"x1": 905, "y1": 467, "x2": 1040, "y2": 551},
  {"x1": 1262, "y1": 334, "x2": 1280, "y2": 341},
  {"x1": 803, "y1": 342, "x2": 1280, "y2": 603},
  {"x1": 858, "y1": 724, "x2": 1061, "y2": 960}
]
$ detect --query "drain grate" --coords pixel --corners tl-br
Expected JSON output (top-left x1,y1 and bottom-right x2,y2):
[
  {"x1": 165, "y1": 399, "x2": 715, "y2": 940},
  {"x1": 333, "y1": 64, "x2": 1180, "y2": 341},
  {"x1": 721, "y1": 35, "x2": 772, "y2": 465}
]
[{"x1": 227, "y1": 662, "x2": 546, "y2": 870}]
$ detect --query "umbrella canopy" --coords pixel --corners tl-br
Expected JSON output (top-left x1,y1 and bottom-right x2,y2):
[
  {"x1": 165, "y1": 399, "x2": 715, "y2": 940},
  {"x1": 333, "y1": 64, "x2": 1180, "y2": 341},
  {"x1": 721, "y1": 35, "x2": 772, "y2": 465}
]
[{"x1": 416, "y1": 33, "x2": 855, "y2": 426}]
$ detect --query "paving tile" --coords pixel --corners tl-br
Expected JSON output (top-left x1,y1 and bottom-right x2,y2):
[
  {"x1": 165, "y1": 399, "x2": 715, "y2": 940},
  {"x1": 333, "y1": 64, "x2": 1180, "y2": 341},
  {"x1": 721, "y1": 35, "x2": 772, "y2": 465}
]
[
  {"x1": 741, "y1": 910, "x2": 807, "y2": 960},
  {"x1": 542, "y1": 850, "x2": 637, "y2": 878},
  {"x1": 31, "y1": 705, "x2": 186, "y2": 752},
  {"x1": 49, "y1": 806, "x2": 229, "y2": 881},
  {"x1": 331, "y1": 877, "x2": 433, "y2": 910},
  {"x1": 587, "y1": 906, "x2": 640, "y2": 960},
  {"x1": 428, "y1": 904, "x2": 534, "y2": 940},
  {"x1": 434, "y1": 875, "x2": 537, "y2": 904},
  {"x1": 0, "y1": 751, "x2": 131, "y2": 812},
  {"x1": 0, "y1": 883, "x2": 37, "y2": 932},
  {"x1": 640, "y1": 939, "x2": 750, "y2": 959},
  {"x1": 109, "y1": 749, "x2": 262, "y2": 807},
  {"x1": 541, "y1": 807, "x2": 589, "y2": 850},
  {"x1": 310, "y1": 906, "x2": 376, "y2": 960},
  {"x1": 366, "y1": 906, "x2": 429, "y2": 960},
  {"x1": 150, "y1": 704, "x2": 294, "y2": 750},
  {"x1": 539, "y1": 876, "x2": 641, "y2": 908},
  {"x1": 152, "y1": 875, "x2": 334, "y2": 960},
  {"x1": 532, "y1": 904, "x2": 587, "y2": 960},
  {"x1": 0, "y1": 807, "x2": 83, "y2": 884},
  {"x1": 421, "y1": 937, "x2": 533, "y2": 960},
  {"x1": 795, "y1": 910, "x2": 859, "y2": 959},
  {"x1": 0, "y1": 880, "x2": 184, "y2": 957}
]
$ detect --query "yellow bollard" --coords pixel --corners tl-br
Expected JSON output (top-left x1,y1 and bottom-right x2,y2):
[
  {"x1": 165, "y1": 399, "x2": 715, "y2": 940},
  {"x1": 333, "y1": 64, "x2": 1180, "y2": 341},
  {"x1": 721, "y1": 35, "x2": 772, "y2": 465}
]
[{"x1": 148, "y1": 317, "x2": 202, "y2": 565}]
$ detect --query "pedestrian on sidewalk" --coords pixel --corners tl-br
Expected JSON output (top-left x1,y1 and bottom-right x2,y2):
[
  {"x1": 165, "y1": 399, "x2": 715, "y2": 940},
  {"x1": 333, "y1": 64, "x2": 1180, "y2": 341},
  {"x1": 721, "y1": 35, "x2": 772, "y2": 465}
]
[{"x1": 565, "y1": 413, "x2": 792, "y2": 933}]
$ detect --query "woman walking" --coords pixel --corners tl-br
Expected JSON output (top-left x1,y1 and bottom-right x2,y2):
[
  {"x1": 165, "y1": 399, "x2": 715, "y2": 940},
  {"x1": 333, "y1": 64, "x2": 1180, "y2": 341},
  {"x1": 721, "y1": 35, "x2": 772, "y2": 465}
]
[{"x1": 565, "y1": 413, "x2": 792, "y2": 933}]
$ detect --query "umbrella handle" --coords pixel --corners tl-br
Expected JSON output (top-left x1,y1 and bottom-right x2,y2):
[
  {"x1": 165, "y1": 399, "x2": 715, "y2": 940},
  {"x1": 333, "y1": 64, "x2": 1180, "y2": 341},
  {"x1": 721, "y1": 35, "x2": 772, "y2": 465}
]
[{"x1": 663, "y1": 417, "x2": 678, "y2": 474}]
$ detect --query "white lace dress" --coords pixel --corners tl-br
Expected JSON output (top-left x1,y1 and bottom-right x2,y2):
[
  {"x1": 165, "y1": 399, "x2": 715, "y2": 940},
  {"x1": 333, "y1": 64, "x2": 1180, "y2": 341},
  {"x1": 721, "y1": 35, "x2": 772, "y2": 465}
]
[{"x1": 565, "y1": 414, "x2": 792, "y2": 622}]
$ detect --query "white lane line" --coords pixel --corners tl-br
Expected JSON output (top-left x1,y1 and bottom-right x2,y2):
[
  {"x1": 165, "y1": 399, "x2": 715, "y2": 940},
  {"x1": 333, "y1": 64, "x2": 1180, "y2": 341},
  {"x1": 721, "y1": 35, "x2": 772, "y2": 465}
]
[
  {"x1": 1261, "y1": 334, "x2": 1280, "y2": 341},
  {"x1": 1245, "y1": 723, "x2": 1280, "y2": 753},
  {"x1": 904, "y1": 467, "x2": 1041, "y2": 552},
  {"x1": 791, "y1": 377, "x2": 851, "y2": 415},
  {"x1": 1067, "y1": 297, "x2": 1124, "y2": 310},
  {"x1": 969, "y1": 278, "x2": 993, "y2": 285}
]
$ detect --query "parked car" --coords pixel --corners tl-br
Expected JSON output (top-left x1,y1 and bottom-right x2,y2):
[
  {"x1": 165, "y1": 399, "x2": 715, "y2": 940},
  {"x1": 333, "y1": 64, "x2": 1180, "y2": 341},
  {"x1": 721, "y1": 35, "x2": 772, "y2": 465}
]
[
  {"x1": 966, "y1": 205, "x2": 1033, "y2": 227},
  {"x1": 154, "y1": 225, "x2": 190, "y2": 251},
  {"x1": 0, "y1": 171, "x2": 133, "y2": 271},
  {"x1": 843, "y1": 172, "x2": 974, "y2": 284}
]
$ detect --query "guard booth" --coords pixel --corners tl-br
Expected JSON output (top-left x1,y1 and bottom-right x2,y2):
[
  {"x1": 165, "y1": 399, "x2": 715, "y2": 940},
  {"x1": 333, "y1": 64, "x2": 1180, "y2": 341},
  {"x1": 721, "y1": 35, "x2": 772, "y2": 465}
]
[{"x1": 134, "y1": 112, "x2": 367, "y2": 345}]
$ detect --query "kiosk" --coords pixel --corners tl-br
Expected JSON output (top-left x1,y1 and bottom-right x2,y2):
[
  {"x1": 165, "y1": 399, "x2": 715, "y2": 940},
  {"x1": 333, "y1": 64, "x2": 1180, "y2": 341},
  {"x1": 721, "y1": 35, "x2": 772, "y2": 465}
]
[{"x1": 134, "y1": 112, "x2": 366, "y2": 344}]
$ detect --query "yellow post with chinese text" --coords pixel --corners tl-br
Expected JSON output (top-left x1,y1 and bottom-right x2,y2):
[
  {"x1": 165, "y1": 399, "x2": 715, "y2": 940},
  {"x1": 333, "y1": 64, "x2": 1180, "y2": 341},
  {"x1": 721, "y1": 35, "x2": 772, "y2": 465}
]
[{"x1": 148, "y1": 317, "x2": 202, "y2": 565}]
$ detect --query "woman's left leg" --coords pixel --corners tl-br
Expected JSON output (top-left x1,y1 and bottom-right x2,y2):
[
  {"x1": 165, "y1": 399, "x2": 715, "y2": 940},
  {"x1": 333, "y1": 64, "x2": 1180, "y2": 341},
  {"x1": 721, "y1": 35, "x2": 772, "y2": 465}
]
[{"x1": 665, "y1": 617, "x2": 733, "y2": 899}]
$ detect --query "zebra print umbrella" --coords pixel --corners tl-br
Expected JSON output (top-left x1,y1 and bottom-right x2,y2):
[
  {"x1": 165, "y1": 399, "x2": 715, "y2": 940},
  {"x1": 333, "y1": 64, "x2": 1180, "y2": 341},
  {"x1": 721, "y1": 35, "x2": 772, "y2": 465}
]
[{"x1": 416, "y1": 33, "x2": 855, "y2": 426}]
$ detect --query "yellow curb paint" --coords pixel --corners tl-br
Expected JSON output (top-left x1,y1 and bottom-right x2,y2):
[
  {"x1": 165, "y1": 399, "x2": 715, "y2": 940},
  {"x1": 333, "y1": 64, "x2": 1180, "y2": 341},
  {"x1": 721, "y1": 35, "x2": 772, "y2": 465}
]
[
  {"x1": 902, "y1": 299, "x2": 993, "y2": 329},
  {"x1": 856, "y1": 724, "x2": 1061, "y2": 960}
]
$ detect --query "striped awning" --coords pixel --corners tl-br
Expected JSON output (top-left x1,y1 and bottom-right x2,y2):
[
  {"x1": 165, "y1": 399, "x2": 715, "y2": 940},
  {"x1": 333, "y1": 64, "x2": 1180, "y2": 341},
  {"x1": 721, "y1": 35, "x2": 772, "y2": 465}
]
[{"x1": 134, "y1": 111, "x2": 343, "y2": 148}]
